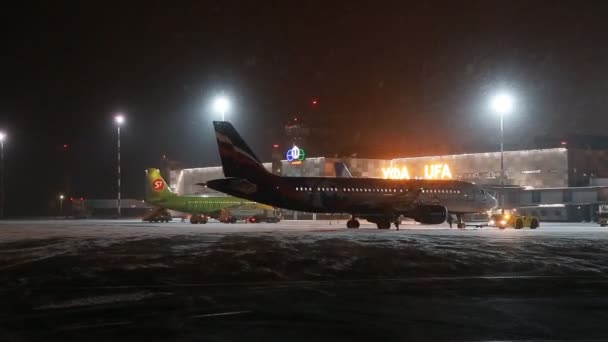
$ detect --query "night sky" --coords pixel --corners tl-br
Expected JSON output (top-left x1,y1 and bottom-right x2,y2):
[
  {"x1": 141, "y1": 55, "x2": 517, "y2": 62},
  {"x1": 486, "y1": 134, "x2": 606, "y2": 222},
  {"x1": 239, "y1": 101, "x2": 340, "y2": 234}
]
[{"x1": 2, "y1": 1, "x2": 608, "y2": 215}]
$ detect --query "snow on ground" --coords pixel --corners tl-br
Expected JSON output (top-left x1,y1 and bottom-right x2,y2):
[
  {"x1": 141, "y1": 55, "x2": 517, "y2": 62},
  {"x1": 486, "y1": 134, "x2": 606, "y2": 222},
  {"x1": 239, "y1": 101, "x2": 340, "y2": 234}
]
[
  {"x1": 3, "y1": 219, "x2": 608, "y2": 341},
  {"x1": 0, "y1": 218, "x2": 606, "y2": 243},
  {"x1": 1, "y1": 219, "x2": 607, "y2": 280}
]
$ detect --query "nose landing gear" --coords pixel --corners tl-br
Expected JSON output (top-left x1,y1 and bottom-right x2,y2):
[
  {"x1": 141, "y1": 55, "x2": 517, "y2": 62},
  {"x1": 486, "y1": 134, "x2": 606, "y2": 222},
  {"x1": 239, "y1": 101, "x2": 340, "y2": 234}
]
[{"x1": 456, "y1": 214, "x2": 466, "y2": 229}]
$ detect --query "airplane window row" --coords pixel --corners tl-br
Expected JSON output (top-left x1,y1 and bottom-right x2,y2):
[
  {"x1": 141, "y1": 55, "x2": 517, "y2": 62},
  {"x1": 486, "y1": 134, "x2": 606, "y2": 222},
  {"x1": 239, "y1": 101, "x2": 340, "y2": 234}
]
[
  {"x1": 421, "y1": 189, "x2": 461, "y2": 194},
  {"x1": 186, "y1": 201, "x2": 239, "y2": 204},
  {"x1": 294, "y1": 187, "x2": 406, "y2": 193},
  {"x1": 293, "y1": 187, "x2": 462, "y2": 195}
]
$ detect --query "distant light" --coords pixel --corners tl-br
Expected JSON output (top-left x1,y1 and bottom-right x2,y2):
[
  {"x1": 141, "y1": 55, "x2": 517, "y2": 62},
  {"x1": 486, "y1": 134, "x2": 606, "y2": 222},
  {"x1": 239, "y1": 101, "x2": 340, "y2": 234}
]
[
  {"x1": 490, "y1": 93, "x2": 514, "y2": 114},
  {"x1": 273, "y1": 144, "x2": 279, "y2": 148},
  {"x1": 560, "y1": 141, "x2": 567, "y2": 146},
  {"x1": 213, "y1": 96, "x2": 230, "y2": 114},
  {"x1": 311, "y1": 99, "x2": 318, "y2": 106},
  {"x1": 0, "y1": 132, "x2": 5, "y2": 142},
  {"x1": 115, "y1": 114, "x2": 125, "y2": 125},
  {"x1": 294, "y1": 117, "x2": 298, "y2": 121},
  {"x1": 63, "y1": 144, "x2": 69, "y2": 149},
  {"x1": 59, "y1": 194, "x2": 64, "y2": 200}
]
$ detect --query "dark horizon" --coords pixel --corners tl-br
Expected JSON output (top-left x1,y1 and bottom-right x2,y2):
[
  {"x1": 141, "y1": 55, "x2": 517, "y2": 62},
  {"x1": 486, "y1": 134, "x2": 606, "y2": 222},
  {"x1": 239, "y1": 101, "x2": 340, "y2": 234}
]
[{"x1": 2, "y1": 1, "x2": 608, "y2": 215}]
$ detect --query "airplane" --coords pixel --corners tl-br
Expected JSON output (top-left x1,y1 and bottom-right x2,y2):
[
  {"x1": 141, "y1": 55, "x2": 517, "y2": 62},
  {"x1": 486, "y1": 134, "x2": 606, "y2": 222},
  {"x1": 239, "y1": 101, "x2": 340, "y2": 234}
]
[
  {"x1": 206, "y1": 121, "x2": 498, "y2": 230},
  {"x1": 144, "y1": 168, "x2": 280, "y2": 224}
]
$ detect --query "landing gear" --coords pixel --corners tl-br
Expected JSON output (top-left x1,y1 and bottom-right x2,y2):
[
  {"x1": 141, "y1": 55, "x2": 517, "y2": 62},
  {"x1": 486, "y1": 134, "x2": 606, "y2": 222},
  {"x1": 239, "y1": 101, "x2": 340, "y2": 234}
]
[
  {"x1": 190, "y1": 214, "x2": 208, "y2": 224},
  {"x1": 456, "y1": 214, "x2": 466, "y2": 229},
  {"x1": 346, "y1": 218, "x2": 360, "y2": 229},
  {"x1": 394, "y1": 220, "x2": 400, "y2": 231}
]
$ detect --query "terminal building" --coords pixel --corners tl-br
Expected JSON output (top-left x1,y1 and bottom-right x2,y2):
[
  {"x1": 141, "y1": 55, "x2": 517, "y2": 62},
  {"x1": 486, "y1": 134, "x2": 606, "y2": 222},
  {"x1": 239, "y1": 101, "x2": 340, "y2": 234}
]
[{"x1": 169, "y1": 144, "x2": 608, "y2": 222}]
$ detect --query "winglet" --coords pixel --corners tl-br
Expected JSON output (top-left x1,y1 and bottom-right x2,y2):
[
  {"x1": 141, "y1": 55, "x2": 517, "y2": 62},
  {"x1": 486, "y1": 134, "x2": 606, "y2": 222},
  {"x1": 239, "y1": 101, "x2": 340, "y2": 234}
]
[{"x1": 334, "y1": 162, "x2": 353, "y2": 178}]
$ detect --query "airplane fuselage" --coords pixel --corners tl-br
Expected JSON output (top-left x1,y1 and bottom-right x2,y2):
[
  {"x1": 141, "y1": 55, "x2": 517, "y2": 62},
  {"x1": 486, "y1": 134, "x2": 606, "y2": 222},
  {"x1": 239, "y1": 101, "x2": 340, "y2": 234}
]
[{"x1": 207, "y1": 174, "x2": 496, "y2": 217}]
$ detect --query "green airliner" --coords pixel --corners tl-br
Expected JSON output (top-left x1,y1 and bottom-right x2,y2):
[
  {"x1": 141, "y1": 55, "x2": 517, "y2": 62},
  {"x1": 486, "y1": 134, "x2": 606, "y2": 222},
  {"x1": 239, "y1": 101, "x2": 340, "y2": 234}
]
[{"x1": 144, "y1": 168, "x2": 280, "y2": 224}]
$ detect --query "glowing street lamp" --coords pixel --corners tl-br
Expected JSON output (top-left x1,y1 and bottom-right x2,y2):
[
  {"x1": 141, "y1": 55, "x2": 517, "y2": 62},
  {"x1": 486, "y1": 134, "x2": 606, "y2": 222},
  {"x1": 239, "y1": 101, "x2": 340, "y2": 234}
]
[
  {"x1": 0, "y1": 131, "x2": 5, "y2": 219},
  {"x1": 490, "y1": 93, "x2": 514, "y2": 212},
  {"x1": 114, "y1": 114, "x2": 125, "y2": 217},
  {"x1": 213, "y1": 95, "x2": 230, "y2": 121}
]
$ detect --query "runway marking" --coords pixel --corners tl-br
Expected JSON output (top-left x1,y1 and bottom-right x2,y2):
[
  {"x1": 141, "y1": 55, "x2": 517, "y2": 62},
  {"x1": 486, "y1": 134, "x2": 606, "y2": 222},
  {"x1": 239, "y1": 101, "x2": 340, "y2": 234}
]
[{"x1": 190, "y1": 310, "x2": 252, "y2": 318}]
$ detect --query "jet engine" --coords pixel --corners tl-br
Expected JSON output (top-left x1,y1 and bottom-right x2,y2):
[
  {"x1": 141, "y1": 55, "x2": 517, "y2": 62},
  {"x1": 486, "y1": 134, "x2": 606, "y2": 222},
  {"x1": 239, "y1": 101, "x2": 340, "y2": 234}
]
[{"x1": 411, "y1": 204, "x2": 448, "y2": 224}]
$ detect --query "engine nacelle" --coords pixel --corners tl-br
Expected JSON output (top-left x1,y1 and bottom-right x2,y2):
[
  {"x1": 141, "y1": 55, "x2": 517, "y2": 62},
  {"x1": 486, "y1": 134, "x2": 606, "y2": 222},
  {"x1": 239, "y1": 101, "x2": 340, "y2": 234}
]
[{"x1": 411, "y1": 204, "x2": 448, "y2": 225}]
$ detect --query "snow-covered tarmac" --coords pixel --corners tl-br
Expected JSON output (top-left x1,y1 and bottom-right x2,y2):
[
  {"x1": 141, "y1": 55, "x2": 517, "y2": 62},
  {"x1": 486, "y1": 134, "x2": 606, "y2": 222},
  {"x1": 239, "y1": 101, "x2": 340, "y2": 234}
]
[
  {"x1": 1, "y1": 219, "x2": 608, "y2": 341},
  {"x1": 0, "y1": 218, "x2": 606, "y2": 242}
]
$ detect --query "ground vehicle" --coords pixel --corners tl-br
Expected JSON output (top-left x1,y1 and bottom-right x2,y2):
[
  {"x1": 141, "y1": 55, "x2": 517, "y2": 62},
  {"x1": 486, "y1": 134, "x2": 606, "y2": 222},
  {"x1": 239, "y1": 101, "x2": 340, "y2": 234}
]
[
  {"x1": 219, "y1": 206, "x2": 281, "y2": 223},
  {"x1": 247, "y1": 210, "x2": 282, "y2": 223},
  {"x1": 599, "y1": 205, "x2": 608, "y2": 227},
  {"x1": 488, "y1": 210, "x2": 539, "y2": 229},
  {"x1": 142, "y1": 208, "x2": 172, "y2": 223}
]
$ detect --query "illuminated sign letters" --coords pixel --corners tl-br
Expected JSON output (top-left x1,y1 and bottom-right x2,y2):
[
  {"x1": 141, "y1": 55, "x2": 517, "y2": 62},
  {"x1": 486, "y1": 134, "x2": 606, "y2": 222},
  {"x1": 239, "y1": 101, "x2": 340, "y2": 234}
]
[
  {"x1": 381, "y1": 163, "x2": 452, "y2": 180},
  {"x1": 286, "y1": 145, "x2": 306, "y2": 163},
  {"x1": 382, "y1": 167, "x2": 410, "y2": 180}
]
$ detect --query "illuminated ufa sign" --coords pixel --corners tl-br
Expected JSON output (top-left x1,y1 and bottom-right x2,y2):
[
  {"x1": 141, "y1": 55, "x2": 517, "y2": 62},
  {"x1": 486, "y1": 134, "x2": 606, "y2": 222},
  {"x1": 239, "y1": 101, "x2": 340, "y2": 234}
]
[{"x1": 381, "y1": 163, "x2": 452, "y2": 180}]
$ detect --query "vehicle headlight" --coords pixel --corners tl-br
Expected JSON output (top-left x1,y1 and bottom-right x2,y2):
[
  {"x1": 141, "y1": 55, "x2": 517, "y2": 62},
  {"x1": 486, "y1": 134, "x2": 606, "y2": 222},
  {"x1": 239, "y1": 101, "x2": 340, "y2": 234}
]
[
  {"x1": 500, "y1": 220, "x2": 507, "y2": 226},
  {"x1": 489, "y1": 219, "x2": 495, "y2": 225}
]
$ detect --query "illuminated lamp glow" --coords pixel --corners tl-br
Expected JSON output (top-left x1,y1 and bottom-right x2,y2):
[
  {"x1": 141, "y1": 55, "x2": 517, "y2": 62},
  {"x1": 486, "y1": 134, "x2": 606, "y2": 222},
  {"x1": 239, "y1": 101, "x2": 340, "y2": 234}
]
[
  {"x1": 114, "y1": 114, "x2": 125, "y2": 125},
  {"x1": 490, "y1": 93, "x2": 514, "y2": 114},
  {"x1": 0, "y1": 132, "x2": 5, "y2": 142},
  {"x1": 213, "y1": 96, "x2": 230, "y2": 113}
]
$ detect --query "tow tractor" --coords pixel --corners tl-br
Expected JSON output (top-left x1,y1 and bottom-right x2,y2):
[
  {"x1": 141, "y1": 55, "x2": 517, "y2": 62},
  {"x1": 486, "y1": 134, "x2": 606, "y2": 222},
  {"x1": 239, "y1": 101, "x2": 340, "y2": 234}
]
[
  {"x1": 142, "y1": 208, "x2": 172, "y2": 223},
  {"x1": 488, "y1": 209, "x2": 539, "y2": 229}
]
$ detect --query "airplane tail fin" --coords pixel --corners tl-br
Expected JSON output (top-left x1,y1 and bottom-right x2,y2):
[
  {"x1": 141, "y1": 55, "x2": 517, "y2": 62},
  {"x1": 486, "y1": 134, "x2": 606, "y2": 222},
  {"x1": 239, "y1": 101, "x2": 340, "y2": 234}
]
[
  {"x1": 145, "y1": 168, "x2": 175, "y2": 203},
  {"x1": 213, "y1": 121, "x2": 269, "y2": 180}
]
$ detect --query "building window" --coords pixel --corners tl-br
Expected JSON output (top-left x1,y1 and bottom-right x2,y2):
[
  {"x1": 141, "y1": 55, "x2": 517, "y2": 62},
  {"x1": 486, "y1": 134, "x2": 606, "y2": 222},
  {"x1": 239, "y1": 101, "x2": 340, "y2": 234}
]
[{"x1": 532, "y1": 191, "x2": 541, "y2": 203}]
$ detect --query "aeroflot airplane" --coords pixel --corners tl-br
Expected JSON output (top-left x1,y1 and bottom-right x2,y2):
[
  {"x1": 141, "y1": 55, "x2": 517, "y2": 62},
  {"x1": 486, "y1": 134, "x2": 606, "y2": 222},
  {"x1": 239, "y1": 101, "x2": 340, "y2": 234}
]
[{"x1": 207, "y1": 121, "x2": 498, "y2": 229}]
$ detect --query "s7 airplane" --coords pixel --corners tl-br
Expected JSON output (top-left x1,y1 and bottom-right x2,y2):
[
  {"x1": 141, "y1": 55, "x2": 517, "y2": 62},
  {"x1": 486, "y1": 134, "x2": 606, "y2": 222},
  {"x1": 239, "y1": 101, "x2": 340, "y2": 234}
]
[{"x1": 206, "y1": 121, "x2": 497, "y2": 229}]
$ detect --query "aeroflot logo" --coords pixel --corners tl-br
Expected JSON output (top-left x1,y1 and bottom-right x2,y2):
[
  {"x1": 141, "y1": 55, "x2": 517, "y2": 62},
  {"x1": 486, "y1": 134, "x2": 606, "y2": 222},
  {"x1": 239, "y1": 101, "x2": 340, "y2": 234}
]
[
  {"x1": 152, "y1": 179, "x2": 165, "y2": 191},
  {"x1": 286, "y1": 145, "x2": 306, "y2": 163},
  {"x1": 381, "y1": 163, "x2": 453, "y2": 180}
]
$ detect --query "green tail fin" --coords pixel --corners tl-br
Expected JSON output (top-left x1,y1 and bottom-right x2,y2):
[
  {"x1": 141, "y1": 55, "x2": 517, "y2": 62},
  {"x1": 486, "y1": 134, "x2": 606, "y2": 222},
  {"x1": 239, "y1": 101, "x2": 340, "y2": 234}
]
[{"x1": 145, "y1": 168, "x2": 174, "y2": 203}]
